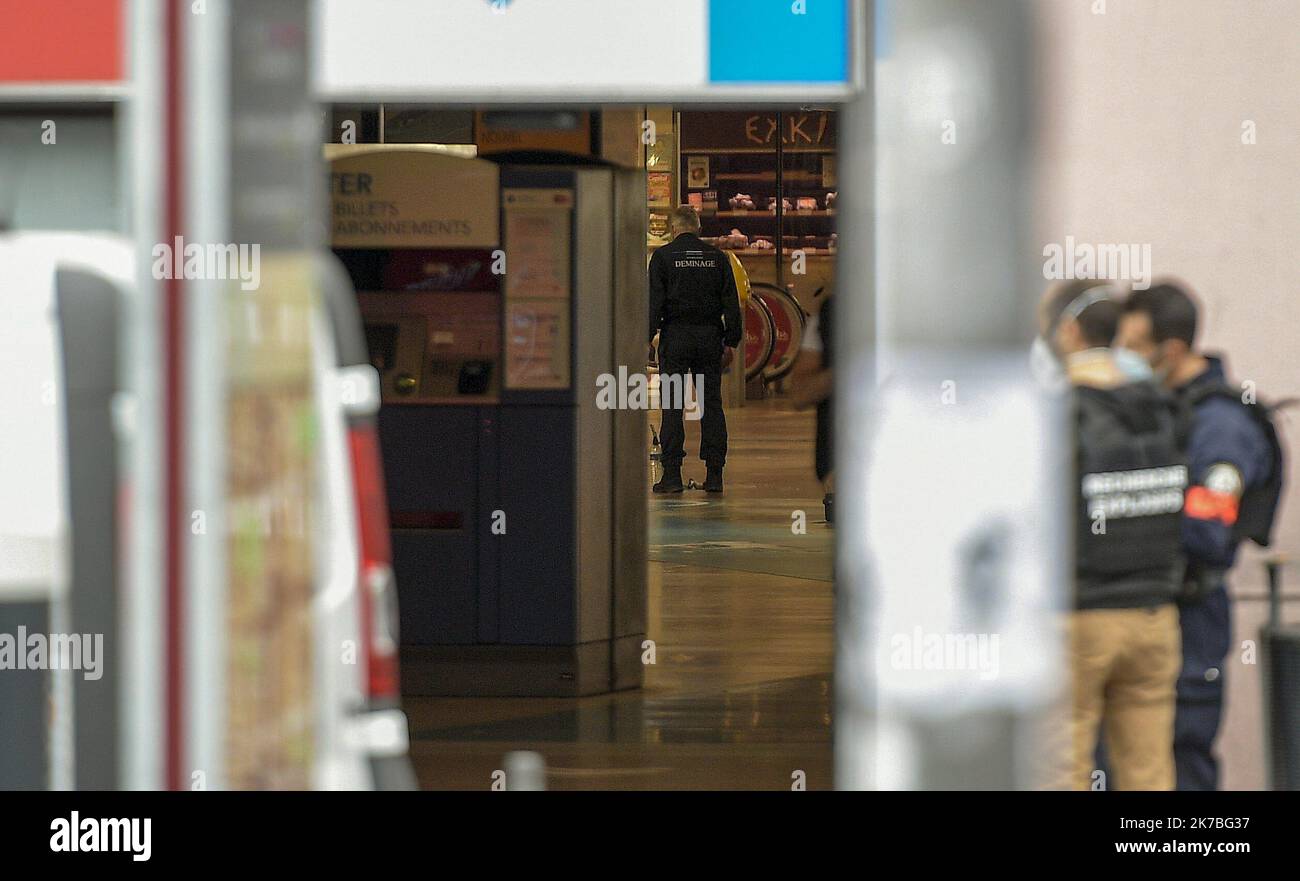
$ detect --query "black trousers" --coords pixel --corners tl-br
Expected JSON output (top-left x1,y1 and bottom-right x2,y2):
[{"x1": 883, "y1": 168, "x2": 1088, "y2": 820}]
[
  {"x1": 1174, "y1": 583, "x2": 1230, "y2": 790},
  {"x1": 658, "y1": 323, "x2": 727, "y2": 468}
]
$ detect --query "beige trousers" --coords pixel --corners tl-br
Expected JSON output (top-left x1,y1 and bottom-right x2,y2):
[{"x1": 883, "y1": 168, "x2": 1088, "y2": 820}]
[{"x1": 1048, "y1": 605, "x2": 1182, "y2": 790}]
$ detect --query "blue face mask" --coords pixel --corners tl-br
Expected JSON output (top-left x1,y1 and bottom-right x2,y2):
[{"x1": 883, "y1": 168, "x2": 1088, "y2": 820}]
[{"x1": 1113, "y1": 347, "x2": 1154, "y2": 381}]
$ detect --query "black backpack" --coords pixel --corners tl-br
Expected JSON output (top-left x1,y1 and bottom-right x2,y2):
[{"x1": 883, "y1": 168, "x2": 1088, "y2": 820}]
[{"x1": 1182, "y1": 383, "x2": 1290, "y2": 547}]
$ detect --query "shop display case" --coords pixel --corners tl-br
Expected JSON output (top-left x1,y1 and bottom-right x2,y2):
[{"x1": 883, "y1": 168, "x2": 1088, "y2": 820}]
[
  {"x1": 675, "y1": 109, "x2": 837, "y2": 304},
  {"x1": 644, "y1": 107, "x2": 678, "y2": 255}
]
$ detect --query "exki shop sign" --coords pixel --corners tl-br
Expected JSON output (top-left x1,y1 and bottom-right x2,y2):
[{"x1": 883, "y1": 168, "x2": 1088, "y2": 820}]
[
  {"x1": 744, "y1": 112, "x2": 833, "y2": 147},
  {"x1": 680, "y1": 110, "x2": 836, "y2": 150}
]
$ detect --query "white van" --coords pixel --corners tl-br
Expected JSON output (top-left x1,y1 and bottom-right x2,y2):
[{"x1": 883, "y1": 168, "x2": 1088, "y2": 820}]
[
  {"x1": 0, "y1": 233, "x2": 133, "y2": 790},
  {"x1": 0, "y1": 233, "x2": 413, "y2": 790}
]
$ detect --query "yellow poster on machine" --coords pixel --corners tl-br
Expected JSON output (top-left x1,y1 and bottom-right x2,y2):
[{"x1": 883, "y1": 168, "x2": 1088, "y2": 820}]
[
  {"x1": 502, "y1": 188, "x2": 572, "y2": 300},
  {"x1": 503, "y1": 188, "x2": 573, "y2": 389},
  {"x1": 506, "y1": 298, "x2": 570, "y2": 390}
]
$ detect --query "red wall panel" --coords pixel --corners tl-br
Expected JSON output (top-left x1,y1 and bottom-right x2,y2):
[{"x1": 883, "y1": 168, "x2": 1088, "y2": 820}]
[{"x1": 0, "y1": 0, "x2": 123, "y2": 83}]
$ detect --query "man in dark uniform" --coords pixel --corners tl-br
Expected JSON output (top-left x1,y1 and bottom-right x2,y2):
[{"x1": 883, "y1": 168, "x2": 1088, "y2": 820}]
[
  {"x1": 1118, "y1": 282, "x2": 1279, "y2": 791},
  {"x1": 649, "y1": 206, "x2": 742, "y2": 494}
]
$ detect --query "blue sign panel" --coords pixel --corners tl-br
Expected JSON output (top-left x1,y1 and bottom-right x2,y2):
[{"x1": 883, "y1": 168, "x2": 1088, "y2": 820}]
[{"x1": 708, "y1": 0, "x2": 850, "y2": 83}]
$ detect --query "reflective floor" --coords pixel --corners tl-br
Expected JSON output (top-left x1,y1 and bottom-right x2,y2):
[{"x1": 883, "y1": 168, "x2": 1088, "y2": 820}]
[{"x1": 404, "y1": 400, "x2": 833, "y2": 790}]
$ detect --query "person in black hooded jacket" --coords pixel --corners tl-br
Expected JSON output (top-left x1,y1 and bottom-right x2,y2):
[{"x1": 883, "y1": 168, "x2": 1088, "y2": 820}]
[{"x1": 1036, "y1": 280, "x2": 1186, "y2": 791}]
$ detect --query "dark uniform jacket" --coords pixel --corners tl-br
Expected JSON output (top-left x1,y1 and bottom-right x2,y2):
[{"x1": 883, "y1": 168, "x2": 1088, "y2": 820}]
[
  {"x1": 648, "y1": 233, "x2": 742, "y2": 348},
  {"x1": 1176, "y1": 355, "x2": 1274, "y2": 571},
  {"x1": 1174, "y1": 355, "x2": 1275, "y2": 700}
]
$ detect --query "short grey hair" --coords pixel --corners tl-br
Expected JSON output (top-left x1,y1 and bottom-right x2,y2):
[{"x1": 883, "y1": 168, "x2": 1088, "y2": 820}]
[{"x1": 669, "y1": 206, "x2": 701, "y2": 234}]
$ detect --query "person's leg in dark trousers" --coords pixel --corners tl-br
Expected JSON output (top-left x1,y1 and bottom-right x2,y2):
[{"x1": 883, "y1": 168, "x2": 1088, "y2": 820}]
[
  {"x1": 1175, "y1": 696, "x2": 1223, "y2": 790},
  {"x1": 1174, "y1": 584, "x2": 1230, "y2": 791},
  {"x1": 697, "y1": 330, "x2": 727, "y2": 470},
  {"x1": 816, "y1": 398, "x2": 833, "y2": 522},
  {"x1": 655, "y1": 327, "x2": 687, "y2": 492}
]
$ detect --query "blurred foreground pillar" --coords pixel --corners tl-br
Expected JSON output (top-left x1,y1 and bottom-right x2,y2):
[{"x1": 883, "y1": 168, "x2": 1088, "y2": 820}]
[{"x1": 836, "y1": 0, "x2": 1069, "y2": 790}]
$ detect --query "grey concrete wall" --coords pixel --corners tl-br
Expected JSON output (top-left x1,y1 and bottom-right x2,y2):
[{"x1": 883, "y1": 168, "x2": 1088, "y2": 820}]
[{"x1": 1035, "y1": 0, "x2": 1300, "y2": 790}]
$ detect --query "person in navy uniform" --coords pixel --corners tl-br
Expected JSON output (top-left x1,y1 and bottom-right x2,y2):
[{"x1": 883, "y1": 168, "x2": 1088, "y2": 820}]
[
  {"x1": 649, "y1": 206, "x2": 742, "y2": 494},
  {"x1": 1118, "y1": 281, "x2": 1279, "y2": 791}
]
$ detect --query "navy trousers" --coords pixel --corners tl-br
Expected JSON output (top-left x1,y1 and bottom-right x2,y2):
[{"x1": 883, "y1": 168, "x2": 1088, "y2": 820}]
[{"x1": 1174, "y1": 584, "x2": 1231, "y2": 791}]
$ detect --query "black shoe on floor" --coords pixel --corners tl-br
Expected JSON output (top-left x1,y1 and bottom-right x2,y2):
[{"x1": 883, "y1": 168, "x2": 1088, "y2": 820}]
[
  {"x1": 704, "y1": 465, "x2": 724, "y2": 493},
  {"x1": 653, "y1": 467, "x2": 684, "y2": 494},
  {"x1": 823, "y1": 492, "x2": 834, "y2": 524}
]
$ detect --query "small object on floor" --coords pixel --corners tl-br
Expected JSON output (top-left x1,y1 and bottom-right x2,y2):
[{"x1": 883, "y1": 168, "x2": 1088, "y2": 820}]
[
  {"x1": 823, "y1": 492, "x2": 834, "y2": 524},
  {"x1": 653, "y1": 465, "x2": 684, "y2": 494},
  {"x1": 704, "y1": 465, "x2": 724, "y2": 493},
  {"x1": 503, "y1": 751, "x2": 546, "y2": 791},
  {"x1": 649, "y1": 425, "x2": 666, "y2": 489}
]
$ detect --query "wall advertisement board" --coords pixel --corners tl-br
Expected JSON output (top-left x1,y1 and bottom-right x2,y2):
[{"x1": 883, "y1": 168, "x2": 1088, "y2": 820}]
[
  {"x1": 329, "y1": 151, "x2": 499, "y2": 249},
  {"x1": 503, "y1": 188, "x2": 573, "y2": 390}
]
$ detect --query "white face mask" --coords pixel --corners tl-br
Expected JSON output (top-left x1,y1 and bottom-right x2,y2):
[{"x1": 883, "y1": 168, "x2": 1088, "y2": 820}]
[
  {"x1": 1029, "y1": 335, "x2": 1067, "y2": 391},
  {"x1": 1113, "y1": 347, "x2": 1154, "y2": 381}
]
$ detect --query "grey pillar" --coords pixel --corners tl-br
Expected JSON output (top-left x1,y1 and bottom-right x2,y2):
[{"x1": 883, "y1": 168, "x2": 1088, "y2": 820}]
[{"x1": 836, "y1": 0, "x2": 1051, "y2": 790}]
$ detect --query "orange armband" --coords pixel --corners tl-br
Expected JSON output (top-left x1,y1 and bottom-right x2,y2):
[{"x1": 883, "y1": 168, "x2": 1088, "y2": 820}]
[{"x1": 1184, "y1": 486, "x2": 1239, "y2": 525}]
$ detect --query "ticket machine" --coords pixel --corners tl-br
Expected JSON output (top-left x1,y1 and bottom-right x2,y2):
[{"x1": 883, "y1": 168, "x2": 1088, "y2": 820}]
[{"x1": 330, "y1": 150, "x2": 647, "y2": 696}]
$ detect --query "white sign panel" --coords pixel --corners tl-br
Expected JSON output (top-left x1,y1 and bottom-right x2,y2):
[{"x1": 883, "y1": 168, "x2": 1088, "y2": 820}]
[{"x1": 313, "y1": 0, "x2": 854, "y2": 102}]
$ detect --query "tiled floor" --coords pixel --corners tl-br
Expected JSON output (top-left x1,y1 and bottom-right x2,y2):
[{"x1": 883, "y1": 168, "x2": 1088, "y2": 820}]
[
  {"x1": 405, "y1": 400, "x2": 833, "y2": 790},
  {"x1": 401, "y1": 397, "x2": 1291, "y2": 790}
]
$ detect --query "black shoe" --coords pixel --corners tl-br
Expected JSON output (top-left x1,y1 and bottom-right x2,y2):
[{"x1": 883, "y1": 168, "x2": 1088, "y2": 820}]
[
  {"x1": 823, "y1": 492, "x2": 834, "y2": 524},
  {"x1": 704, "y1": 465, "x2": 724, "y2": 493},
  {"x1": 653, "y1": 467, "x2": 684, "y2": 494}
]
